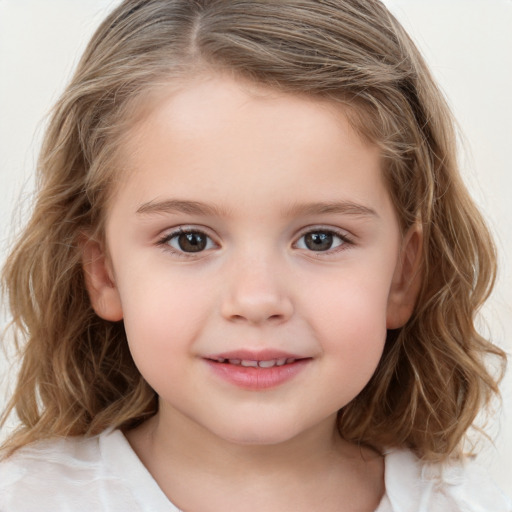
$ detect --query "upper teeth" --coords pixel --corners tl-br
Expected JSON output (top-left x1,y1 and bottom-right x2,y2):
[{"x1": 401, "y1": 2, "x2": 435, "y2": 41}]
[{"x1": 215, "y1": 358, "x2": 296, "y2": 367}]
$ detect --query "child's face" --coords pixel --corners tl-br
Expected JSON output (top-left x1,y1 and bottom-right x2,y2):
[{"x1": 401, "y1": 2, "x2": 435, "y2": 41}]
[{"x1": 85, "y1": 75, "x2": 419, "y2": 446}]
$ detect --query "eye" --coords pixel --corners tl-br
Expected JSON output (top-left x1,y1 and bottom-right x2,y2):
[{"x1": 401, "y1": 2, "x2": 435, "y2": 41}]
[
  {"x1": 159, "y1": 229, "x2": 216, "y2": 253},
  {"x1": 295, "y1": 229, "x2": 351, "y2": 252}
]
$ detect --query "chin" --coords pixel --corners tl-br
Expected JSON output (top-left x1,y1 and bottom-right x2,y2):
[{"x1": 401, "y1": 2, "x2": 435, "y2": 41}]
[{"x1": 213, "y1": 419, "x2": 307, "y2": 447}]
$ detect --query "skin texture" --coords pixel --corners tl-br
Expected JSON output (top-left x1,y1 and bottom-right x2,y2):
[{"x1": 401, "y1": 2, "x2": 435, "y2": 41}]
[{"x1": 83, "y1": 74, "x2": 422, "y2": 511}]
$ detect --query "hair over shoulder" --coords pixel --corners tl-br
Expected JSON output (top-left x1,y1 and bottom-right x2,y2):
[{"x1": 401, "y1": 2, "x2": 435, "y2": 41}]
[{"x1": 1, "y1": 0, "x2": 506, "y2": 461}]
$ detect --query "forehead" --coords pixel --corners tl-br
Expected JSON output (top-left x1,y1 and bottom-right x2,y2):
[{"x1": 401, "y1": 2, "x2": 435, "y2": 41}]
[{"x1": 110, "y1": 74, "x2": 392, "y2": 220}]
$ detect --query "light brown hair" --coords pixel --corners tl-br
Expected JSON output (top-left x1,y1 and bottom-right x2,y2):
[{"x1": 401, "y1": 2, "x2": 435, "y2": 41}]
[{"x1": 1, "y1": 0, "x2": 505, "y2": 461}]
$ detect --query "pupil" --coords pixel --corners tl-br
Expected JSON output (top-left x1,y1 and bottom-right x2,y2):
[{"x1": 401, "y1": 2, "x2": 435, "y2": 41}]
[
  {"x1": 178, "y1": 232, "x2": 206, "y2": 252},
  {"x1": 305, "y1": 232, "x2": 333, "y2": 251}
]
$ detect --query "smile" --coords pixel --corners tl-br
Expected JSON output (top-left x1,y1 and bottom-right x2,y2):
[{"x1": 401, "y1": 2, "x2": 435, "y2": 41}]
[
  {"x1": 204, "y1": 352, "x2": 311, "y2": 390},
  {"x1": 209, "y1": 357, "x2": 298, "y2": 368}
]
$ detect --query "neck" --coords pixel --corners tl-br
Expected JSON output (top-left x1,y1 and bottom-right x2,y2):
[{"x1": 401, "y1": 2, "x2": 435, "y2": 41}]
[{"x1": 125, "y1": 408, "x2": 384, "y2": 512}]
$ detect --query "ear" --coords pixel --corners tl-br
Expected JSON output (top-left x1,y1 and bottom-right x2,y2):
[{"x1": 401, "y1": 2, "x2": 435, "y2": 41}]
[
  {"x1": 386, "y1": 223, "x2": 423, "y2": 329},
  {"x1": 81, "y1": 234, "x2": 123, "y2": 322}
]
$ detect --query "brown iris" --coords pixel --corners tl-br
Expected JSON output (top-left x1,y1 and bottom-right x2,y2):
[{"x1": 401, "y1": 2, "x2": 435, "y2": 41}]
[
  {"x1": 304, "y1": 232, "x2": 334, "y2": 251},
  {"x1": 177, "y1": 232, "x2": 208, "y2": 252}
]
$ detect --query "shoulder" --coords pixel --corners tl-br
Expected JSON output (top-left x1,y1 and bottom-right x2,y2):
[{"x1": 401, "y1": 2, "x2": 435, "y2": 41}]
[
  {"x1": 382, "y1": 449, "x2": 512, "y2": 512},
  {"x1": 0, "y1": 429, "x2": 146, "y2": 512}
]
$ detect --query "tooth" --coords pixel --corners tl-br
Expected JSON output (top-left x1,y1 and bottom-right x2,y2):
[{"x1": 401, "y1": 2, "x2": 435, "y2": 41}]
[
  {"x1": 241, "y1": 360, "x2": 258, "y2": 367},
  {"x1": 218, "y1": 358, "x2": 226, "y2": 363},
  {"x1": 276, "y1": 358, "x2": 287, "y2": 366},
  {"x1": 229, "y1": 359, "x2": 241, "y2": 365},
  {"x1": 258, "y1": 360, "x2": 276, "y2": 368},
  {"x1": 286, "y1": 358, "x2": 296, "y2": 364}
]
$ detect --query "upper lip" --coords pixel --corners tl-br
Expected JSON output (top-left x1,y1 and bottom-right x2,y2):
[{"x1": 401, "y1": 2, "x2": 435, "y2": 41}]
[{"x1": 205, "y1": 349, "x2": 306, "y2": 362}]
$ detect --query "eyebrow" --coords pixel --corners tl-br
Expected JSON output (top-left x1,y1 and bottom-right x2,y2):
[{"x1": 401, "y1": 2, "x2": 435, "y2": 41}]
[
  {"x1": 136, "y1": 198, "x2": 378, "y2": 219},
  {"x1": 136, "y1": 199, "x2": 228, "y2": 217},
  {"x1": 282, "y1": 201, "x2": 379, "y2": 219}
]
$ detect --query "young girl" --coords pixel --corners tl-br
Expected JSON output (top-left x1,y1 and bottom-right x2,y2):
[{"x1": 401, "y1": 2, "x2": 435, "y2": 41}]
[{"x1": 1, "y1": 0, "x2": 510, "y2": 510}]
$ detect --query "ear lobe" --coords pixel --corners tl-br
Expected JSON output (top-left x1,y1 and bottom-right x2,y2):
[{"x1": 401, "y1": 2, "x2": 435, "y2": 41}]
[
  {"x1": 81, "y1": 235, "x2": 123, "y2": 322},
  {"x1": 386, "y1": 224, "x2": 423, "y2": 329}
]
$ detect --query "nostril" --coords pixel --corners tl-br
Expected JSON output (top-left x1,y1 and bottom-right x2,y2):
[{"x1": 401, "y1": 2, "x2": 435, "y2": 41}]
[
  {"x1": 220, "y1": 289, "x2": 294, "y2": 324},
  {"x1": 229, "y1": 312, "x2": 288, "y2": 325}
]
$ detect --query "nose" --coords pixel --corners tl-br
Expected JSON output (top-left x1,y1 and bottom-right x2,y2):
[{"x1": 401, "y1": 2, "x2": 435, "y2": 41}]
[{"x1": 220, "y1": 256, "x2": 294, "y2": 325}]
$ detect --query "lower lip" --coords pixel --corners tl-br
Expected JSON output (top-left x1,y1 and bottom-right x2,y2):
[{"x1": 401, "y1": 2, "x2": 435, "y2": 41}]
[{"x1": 205, "y1": 359, "x2": 310, "y2": 390}]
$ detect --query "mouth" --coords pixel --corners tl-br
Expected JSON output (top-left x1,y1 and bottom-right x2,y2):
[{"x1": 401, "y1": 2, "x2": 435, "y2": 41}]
[
  {"x1": 207, "y1": 356, "x2": 302, "y2": 368},
  {"x1": 204, "y1": 351, "x2": 311, "y2": 390}
]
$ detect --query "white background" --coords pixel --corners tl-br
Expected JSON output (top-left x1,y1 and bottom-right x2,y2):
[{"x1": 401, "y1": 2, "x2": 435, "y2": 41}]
[{"x1": 1, "y1": 0, "x2": 511, "y2": 496}]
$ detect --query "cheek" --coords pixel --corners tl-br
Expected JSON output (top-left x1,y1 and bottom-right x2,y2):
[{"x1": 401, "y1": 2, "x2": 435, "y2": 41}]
[
  {"x1": 117, "y1": 270, "x2": 214, "y2": 376},
  {"x1": 302, "y1": 269, "x2": 391, "y2": 373},
  {"x1": 322, "y1": 290, "x2": 388, "y2": 404},
  {"x1": 305, "y1": 263, "x2": 390, "y2": 326}
]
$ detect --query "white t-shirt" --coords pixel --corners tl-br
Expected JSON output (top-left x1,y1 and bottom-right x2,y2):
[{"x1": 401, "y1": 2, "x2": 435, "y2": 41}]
[{"x1": 0, "y1": 429, "x2": 510, "y2": 511}]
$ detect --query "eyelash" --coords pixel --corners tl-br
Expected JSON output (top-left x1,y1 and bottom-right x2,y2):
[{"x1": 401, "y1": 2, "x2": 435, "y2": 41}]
[
  {"x1": 156, "y1": 226, "x2": 355, "y2": 257},
  {"x1": 156, "y1": 227, "x2": 217, "y2": 257},
  {"x1": 294, "y1": 227, "x2": 354, "y2": 255}
]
